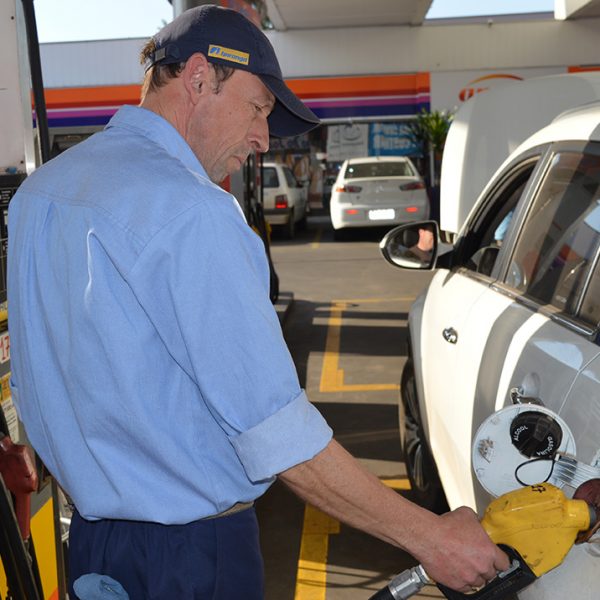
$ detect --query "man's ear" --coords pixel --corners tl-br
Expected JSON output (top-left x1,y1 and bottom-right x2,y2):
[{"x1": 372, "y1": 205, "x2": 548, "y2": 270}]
[{"x1": 182, "y1": 53, "x2": 211, "y2": 103}]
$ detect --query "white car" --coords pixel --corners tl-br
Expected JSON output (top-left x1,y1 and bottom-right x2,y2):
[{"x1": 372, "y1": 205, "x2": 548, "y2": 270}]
[
  {"x1": 380, "y1": 102, "x2": 600, "y2": 599},
  {"x1": 262, "y1": 161, "x2": 308, "y2": 239},
  {"x1": 329, "y1": 156, "x2": 429, "y2": 237}
]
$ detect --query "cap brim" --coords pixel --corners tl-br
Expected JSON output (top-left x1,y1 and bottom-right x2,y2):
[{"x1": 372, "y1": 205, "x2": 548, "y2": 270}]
[{"x1": 259, "y1": 74, "x2": 320, "y2": 138}]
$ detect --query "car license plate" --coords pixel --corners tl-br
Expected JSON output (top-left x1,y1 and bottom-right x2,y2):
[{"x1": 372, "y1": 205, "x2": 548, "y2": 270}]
[{"x1": 368, "y1": 209, "x2": 394, "y2": 221}]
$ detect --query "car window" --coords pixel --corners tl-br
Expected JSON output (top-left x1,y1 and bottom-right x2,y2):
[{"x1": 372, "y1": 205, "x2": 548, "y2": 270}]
[
  {"x1": 506, "y1": 151, "x2": 600, "y2": 321},
  {"x1": 263, "y1": 167, "x2": 279, "y2": 188},
  {"x1": 579, "y1": 256, "x2": 600, "y2": 326},
  {"x1": 283, "y1": 167, "x2": 298, "y2": 188},
  {"x1": 345, "y1": 162, "x2": 412, "y2": 178},
  {"x1": 456, "y1": 159, "x2": 539, "y2": 276}
]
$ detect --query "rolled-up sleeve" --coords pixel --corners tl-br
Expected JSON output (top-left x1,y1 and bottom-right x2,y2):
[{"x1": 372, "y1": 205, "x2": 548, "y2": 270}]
[{"x1": 231, "y1": 390, "x2": 332, "y2": 482}]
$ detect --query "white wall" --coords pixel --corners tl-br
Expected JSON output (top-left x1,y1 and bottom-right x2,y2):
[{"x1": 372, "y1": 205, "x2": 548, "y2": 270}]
[
  {"x1": 39, "y1": 16, "x2": 600, "y2": 109},
  {"x1": 41, "y1": 38, "x2": 147, "y2": 88},
  {"x1": 265, "y1": 17, "x2": 600, "y2": 78}
]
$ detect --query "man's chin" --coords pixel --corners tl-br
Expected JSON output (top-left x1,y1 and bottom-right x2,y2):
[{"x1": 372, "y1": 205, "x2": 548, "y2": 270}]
[
  {"x1": 225, "y1": 157, "x2": 246, "y2": 179},
  {"x1": 210, "y1": 156, "x2": 246, "y2": 184}
]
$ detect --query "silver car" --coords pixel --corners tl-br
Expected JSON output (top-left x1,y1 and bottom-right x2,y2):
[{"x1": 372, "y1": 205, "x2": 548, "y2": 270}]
[{"x1": 329, "y1": 156, "x2": 429, "y2": 238}]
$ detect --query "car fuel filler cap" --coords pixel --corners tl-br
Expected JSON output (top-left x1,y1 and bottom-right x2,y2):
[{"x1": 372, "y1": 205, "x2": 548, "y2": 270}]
[{"x1": 472, "y1": 404, "x2": 576, "y2": 498}]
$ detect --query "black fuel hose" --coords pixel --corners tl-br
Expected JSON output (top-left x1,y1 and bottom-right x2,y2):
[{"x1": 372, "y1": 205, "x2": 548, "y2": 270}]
[
  {"x1": 0, "y1": 475, "x2": 42, "y2": 600},
  {"x1": 369, "y1": 585, "x2": 396, "y2": 600},
  {"x1": 21, "y1": 0, "x2": 51, "y2": 165}
]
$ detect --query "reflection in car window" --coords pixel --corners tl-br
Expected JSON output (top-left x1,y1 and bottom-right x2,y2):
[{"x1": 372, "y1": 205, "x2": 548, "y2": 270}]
[
  {"x1": 263, "y1": 167, "x2": 279, "y2": 188},
  {"x1": 345, "y1": 162, "x2": 413, "y2": 178},
  {"x1": 506, "y1": 151, "x2": 600, "y2": 319}
]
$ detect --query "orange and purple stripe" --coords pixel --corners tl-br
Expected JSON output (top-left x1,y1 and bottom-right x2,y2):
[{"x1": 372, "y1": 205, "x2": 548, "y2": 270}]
[
  {"x1": 39, "y1": 73, "x2": 431, "y2": 128},
  {"x1": 288, "y1": 73, "x2": 430, "y2": 119}
]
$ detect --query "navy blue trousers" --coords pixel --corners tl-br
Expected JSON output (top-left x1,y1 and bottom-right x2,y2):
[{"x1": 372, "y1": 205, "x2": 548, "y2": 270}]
[{"x1": 68, "y1": 507, "x2": 264, "y2": 600}]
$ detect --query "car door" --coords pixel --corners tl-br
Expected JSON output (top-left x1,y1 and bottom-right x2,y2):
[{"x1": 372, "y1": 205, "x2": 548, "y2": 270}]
[
  {"x1": 419, "y1": 151, "x2": 549, "y2": 510},
  {"x1": 561, "y1": 256, "x2": 600, "y2": 471},
  {"x1": 437, "y1": 146, "x2": 600, "y2": 513},
  {"x1": 487, "y1": 144, "x2": 600, "y2": 486},
  {"x1": 511, "y1": 148, "x2": 600, "y2": 600},
  {"x1": 522, "y1": 346, "x2": 600, "y2": 600}
]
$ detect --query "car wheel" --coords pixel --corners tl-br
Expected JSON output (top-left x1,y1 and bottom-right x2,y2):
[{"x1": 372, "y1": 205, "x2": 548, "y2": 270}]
[
  {"x1": 401, "y1": 360, "x2": 448, "y2": 513},
  {"x1": 298, "y1": 207, "x2": 308, "y2": 230},
  {"x1": 284, "y1": 210, "x2": 295, "y2": 239}
]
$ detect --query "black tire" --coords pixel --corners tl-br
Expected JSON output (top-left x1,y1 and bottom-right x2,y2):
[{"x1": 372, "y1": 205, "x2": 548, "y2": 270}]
[
  {"x1": 298, "y1": 213, "x2": 307, "y2": 231},
  {"x1": 333, "y1": 228, "x2": 347, "y2": 241},
  {"x1": 284, "y1": 210, "x2": 295, "y2": 239},
  {"x1": 401, "y1": 360, "x2": 448, "y2": 513}
]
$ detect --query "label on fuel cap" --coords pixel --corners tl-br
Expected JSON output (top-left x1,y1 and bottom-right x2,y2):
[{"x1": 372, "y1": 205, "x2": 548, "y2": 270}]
[{"x1": 472, "y1": 405, "x2": 576, "y2": 498}]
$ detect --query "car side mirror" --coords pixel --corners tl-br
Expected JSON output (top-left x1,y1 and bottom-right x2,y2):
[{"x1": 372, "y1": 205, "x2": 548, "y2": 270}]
[{"x1": 379, "y1": 221, "x2": 441, "y2": 270}]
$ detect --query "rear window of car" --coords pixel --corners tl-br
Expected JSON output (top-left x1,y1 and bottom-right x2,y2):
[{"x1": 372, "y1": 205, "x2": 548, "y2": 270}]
[
  {"x1": 263, "y1": 167, "x2": 279, "y2": 188},
  {"x1": 344, "y1": 161, "x2": 414, "y2": 179}
]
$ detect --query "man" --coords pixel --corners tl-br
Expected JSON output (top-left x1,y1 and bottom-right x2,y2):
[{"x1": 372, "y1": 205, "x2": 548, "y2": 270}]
[
  {"x1": 407, "y1": 224, "x2": 435, "y2": 264},
  {"x1": 7, "y1": 5, "x2": 508, "y2": 599}
]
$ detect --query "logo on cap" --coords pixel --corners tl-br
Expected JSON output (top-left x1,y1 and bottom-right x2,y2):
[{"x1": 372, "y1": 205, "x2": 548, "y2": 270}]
[{"x1": 208, "y1": 45, "x2": 249, "y2": 66}]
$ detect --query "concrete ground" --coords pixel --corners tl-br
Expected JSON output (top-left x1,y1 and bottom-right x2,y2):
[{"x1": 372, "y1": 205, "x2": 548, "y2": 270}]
[{"x1": 257, "y1": 210, "x2": 443, "y2": 600}]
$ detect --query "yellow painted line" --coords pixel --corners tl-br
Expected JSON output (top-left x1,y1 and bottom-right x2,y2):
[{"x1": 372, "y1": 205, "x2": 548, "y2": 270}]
[
  {"x1": 320, "y1": 299, "x2": 414, "y2": 393},
  {"x1": 382, "y1": 478, "x2": 412, "y2": 490},
  {"x1": 320, "y1": 302, "x2": 347, "y2": 391},
  {"x1": 294, "y1": 479, "x2": 410, "y2": 598},
  {"x1": 311, "y1": 228, "x2": 323, "y2": 248},
  {"x1": 294, "y1": 504, "x2": 340, "y2": 600},
  {"x1": 332, "y1": 296, "x2": 415, "y2": 305}
]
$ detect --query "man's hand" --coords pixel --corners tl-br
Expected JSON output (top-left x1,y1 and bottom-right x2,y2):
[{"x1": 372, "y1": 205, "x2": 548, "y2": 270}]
[{"x1": 415, "y1": 507, "x2": 510, "y2": 593}]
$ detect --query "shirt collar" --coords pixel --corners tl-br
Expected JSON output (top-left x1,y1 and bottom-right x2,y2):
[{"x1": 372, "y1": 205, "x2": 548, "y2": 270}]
[{"x1": 106, "y1": 105, "x2": 208, "y2": 178}]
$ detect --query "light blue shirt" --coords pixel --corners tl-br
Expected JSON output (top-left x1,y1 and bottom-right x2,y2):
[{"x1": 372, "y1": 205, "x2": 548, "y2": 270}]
[{"x1": 8, "y1": 105, "x2": 332, "y2": 524}]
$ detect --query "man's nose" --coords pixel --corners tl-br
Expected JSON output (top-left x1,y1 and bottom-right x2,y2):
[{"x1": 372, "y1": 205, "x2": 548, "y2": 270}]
[{"x1": 250, "y1": 117, "x2": 270, "y2": 153}]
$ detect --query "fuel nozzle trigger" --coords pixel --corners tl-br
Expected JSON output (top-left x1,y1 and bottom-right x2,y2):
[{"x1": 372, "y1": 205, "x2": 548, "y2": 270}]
[{"x1": 436, "y1": 545, "x2": 536, "y2": 600}]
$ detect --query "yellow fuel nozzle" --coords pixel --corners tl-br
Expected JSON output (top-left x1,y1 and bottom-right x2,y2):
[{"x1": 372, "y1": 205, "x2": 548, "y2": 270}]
[{"x1": 481, "y1": 482, "x2": 592, "y2": 577}]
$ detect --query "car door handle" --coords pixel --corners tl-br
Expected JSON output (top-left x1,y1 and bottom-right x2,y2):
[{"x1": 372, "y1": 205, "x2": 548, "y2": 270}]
[{"x1": 442, "y1": 327, "x2": 458, "y2": 344}]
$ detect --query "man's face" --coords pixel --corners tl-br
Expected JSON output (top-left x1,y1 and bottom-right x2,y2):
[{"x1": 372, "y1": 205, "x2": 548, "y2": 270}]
[{"x1": 188, "y1": 67, "x2": 275, "y2": 183}]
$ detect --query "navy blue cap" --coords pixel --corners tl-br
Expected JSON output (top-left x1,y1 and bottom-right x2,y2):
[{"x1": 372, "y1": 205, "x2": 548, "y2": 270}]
[{"x1": 146, "y1": 5, "x2": 320, "y2": 138}]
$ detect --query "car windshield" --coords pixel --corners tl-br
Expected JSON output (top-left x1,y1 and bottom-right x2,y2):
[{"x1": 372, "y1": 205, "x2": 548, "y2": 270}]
[
  {"x1": 263, "y1": 167, "x2": 279, "y2": 188},
  {"x1": 345, "y1": 162, "x2": 413, "y2": 179}
]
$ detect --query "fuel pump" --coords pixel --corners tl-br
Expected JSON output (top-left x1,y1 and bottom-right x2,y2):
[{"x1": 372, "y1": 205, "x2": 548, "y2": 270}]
[
  {"x1": 0, "y1": 1, "x2": 67, "y2": 598},
  {"x1": 0, "y1": 408, "x2": 43, "y2": 600},
  {"x1": 229, "y1": 152, "x2": 280, "y2": 303}
]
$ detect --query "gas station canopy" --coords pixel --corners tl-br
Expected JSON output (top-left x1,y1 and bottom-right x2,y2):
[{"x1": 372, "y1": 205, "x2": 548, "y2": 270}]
[
  {"x1": 173, "y1": 0, "x2": 600, "y2": 29},
  {"x1": 264, "y1": 0, "x2": 433, "y2": 30}
]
